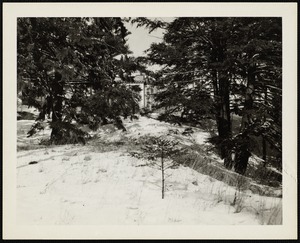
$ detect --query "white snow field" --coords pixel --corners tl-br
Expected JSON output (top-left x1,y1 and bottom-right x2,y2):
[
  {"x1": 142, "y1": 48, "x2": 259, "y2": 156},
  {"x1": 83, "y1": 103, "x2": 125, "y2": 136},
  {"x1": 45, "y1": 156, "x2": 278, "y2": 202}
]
[{"x1": 17, "y1": 115, "x2": 282, "y2": 225}]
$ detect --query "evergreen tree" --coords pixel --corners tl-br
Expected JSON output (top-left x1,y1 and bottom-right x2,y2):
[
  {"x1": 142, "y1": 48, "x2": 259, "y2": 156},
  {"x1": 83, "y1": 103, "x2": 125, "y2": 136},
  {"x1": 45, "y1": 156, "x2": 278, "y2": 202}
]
[
  {"x1": 18, "y1": 17, "x2": 141, "y2": 144},
  {"x1": 134, "y1": 17, "x2": 282, "y2": 173}
]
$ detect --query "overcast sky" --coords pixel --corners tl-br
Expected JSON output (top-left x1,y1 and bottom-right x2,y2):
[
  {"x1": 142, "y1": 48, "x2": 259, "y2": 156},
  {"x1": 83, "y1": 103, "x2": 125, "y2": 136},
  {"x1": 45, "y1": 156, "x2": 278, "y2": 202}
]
[{"x1": 123, "y1": 18, "x2": 173, "y2": 57}]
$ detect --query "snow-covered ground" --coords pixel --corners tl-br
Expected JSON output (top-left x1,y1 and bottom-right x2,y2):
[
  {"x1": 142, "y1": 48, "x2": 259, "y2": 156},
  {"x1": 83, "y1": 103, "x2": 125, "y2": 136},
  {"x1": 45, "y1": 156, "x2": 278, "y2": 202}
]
[{"x1": 17, "y1": 115, "x2": 282, "y2": 225}]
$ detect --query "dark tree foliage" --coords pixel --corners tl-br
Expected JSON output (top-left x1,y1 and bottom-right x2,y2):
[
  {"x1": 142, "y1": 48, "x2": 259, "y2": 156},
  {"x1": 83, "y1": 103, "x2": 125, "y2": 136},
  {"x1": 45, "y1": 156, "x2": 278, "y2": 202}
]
[
  {"x1": 134, "y1": 17, "x2": 282, "y2": 174},
  {"x1": 18, "y1": 17, "x2": 142, "y2": 144}
]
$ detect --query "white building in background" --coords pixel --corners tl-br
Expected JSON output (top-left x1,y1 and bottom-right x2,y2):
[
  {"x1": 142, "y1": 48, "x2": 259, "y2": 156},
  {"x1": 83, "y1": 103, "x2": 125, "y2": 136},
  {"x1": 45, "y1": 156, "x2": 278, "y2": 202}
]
[{"x1": 116, "y1": 72, "x2": 157, "y2": 110}]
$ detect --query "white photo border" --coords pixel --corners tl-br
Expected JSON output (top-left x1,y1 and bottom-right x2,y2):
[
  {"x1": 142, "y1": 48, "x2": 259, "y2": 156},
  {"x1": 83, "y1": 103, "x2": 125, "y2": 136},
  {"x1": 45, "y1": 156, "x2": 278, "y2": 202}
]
[{"x1": 3, "y1": 2, "x2": 297, "y2": 239}]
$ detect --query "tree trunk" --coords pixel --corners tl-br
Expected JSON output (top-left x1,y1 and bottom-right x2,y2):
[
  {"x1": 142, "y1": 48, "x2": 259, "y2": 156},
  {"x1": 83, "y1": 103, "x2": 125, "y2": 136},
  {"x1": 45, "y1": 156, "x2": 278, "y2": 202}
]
[
  {"x1": 234, "y1": 144, "x2": 251, "y2": 175},
  {"x1": 210, "y1": 39, "x2": 232, "y2": 162},
  {"x1": 236, "y1": 64, "x2": 256, "y2": 174},
  {"x1": 161, "y1": 149, "x2": 165, "y2": 199},
  {"x1": 240, "y1": 65, "x2": 255, "y2": 132},
  {"x1": 211, "y1": 43, "x2": 231, "y2": 159},
  {"x1": 262, "y1": 88, "x2": 267, "y2": 165},
  {"x1": 217, "y1": 75, "x2": 232, "y2": 159},
  {"x1": 50, "y1": 71, "x2": 64, "y2": 142}
]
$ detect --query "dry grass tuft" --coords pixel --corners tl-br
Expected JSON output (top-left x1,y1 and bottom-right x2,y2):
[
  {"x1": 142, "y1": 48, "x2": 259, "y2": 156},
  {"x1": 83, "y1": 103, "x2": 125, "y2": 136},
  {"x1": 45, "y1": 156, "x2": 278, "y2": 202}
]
[{"x1": 255, "y1": 200, "x2": 283, "y2": 225}]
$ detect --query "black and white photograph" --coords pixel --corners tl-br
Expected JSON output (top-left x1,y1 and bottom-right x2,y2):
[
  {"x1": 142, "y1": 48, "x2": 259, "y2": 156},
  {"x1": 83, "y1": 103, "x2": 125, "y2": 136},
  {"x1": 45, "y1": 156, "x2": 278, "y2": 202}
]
[{"x1": 3, "y1": 2, "x2": 297, "y2": 240}]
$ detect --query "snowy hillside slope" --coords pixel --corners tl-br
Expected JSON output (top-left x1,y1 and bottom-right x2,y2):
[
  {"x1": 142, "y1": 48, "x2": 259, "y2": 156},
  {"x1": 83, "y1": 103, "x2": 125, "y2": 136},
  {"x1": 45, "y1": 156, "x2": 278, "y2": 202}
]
[{"x1": 17, "y1": 115, "x2": 282, "y2": 225}]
